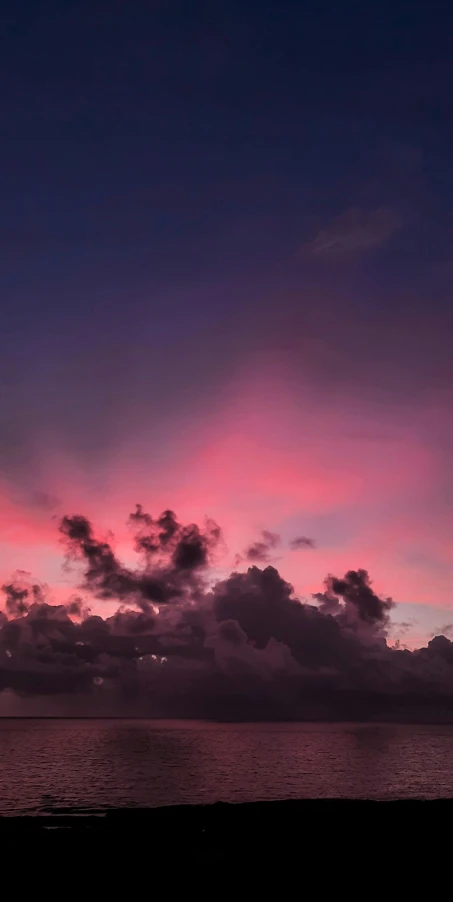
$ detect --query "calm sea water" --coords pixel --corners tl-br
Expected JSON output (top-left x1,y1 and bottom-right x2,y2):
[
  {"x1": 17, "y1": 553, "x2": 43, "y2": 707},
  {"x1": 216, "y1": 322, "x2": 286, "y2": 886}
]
[{"x1": 1, "y1": 719, "x2": 453, "y2": 814}]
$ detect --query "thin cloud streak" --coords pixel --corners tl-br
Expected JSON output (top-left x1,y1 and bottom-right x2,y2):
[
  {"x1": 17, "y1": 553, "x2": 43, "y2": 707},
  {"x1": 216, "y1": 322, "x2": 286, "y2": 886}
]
[
  {"x1": 303, "y1": 207, "x2": 403, "y2": 260},
  {"x1": 290, "y1": 536, "x2": 316, "y2": 550}
]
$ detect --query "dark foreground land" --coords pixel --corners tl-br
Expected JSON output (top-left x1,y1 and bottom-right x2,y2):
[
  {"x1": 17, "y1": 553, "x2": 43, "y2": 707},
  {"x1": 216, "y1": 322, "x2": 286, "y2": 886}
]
[
  {"x1": 0, "y1": 798, "x2": 450, "y2": 865},
  {"x1": 0, "y1": 800, "x2": 447, "y2": 895}
]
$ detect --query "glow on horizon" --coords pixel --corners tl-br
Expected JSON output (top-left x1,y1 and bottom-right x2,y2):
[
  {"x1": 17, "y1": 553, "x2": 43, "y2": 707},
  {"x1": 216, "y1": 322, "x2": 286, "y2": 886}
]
[{"x1": 0, "y1": 358, "x2": 452, "y2": 648}]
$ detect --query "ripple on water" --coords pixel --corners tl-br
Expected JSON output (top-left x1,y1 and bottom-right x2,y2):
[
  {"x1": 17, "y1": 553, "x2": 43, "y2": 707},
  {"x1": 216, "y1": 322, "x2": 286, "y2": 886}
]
[{"x1": 1, "y1": 719, "x2": 453, "y2": 814}]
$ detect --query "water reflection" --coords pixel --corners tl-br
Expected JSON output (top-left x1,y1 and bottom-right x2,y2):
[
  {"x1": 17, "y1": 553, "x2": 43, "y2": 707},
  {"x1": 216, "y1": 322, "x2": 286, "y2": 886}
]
[{"x1": 1, "y1": 720, "x2": 453, "y2": 813}]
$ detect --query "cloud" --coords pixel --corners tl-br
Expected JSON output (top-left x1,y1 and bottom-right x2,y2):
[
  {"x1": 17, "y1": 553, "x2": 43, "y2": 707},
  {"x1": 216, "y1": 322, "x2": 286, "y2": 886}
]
[
  {"x1": 390, "y1": 620, "x2": 414, "y2": 649},
  {"x1": 432, "y1": 623, "x2": 453, "y2": 638},
  {"x1": 290, "y1": 536, "x2": 316, "y2": 550},
  {"x1": 315, "y1": 569, "x2": 394, "y2": 628},
  {"x1": 2, "y1": 507, "x2": 453, "y2": 719},
  {"x1": 240, "y1": 530, "x2": 281, "y2": 564},
  {"x1": 1, "y1": 572, "x2": 46, "y2": 616},
  {"x1": 303, "y1": 207, "x2": 403, "y2": 260},
  {"x1": 30, "y1": 491, "x2": 60, "y2": 512},
  {"x1": 60, "y1": 507, "x2": 221, "y2": 610}
]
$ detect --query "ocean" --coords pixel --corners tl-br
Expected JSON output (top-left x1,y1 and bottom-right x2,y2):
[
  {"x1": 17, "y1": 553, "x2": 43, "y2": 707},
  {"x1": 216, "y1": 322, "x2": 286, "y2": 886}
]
[{"x1": 2, "y1": 719, "x2": 453, "y2": 814}]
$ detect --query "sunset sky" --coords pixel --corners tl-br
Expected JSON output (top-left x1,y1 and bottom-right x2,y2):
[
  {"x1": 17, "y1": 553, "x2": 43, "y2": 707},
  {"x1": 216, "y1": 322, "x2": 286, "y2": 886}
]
[{"x1": 2, "y1": 0, "x2": 453, "y2": 649}]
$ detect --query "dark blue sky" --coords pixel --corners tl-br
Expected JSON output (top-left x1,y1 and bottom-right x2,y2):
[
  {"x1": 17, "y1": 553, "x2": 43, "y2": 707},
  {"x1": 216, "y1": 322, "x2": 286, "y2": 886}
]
[
  {"x1": 2, "y1": 0, "x2": 453, "y2": 446},
  {"x1": 1, "y1": 0, "x2": 453, "y2": 643}
]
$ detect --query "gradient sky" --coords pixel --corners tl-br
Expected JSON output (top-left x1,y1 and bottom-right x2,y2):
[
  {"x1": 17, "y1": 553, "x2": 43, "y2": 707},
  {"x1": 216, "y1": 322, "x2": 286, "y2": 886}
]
[{"x1": 2, "y1": 0, "x2": 453, "y2": 648}]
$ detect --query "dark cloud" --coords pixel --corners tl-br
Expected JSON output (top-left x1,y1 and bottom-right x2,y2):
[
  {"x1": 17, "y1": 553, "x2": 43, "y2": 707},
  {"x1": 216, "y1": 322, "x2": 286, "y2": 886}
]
[
  {"x1": 213, "y1": 566, "x2": 357, "y2": 671},
  {"x1": 129, "y1": 505, "x2": 221, "y2": 570},
  {"x1": 65, "y1": 596, "x2": 91, "y2": 619},
  {"x1": 239, "y1": 530, "x2": 281, "y2": 564},
  {"x1": 60, "y1": 508, "x2": 222, "y2": 610},
  {"x1": 290, "y1": 536, "x2": 316, "y2": 550},
  {"x1": 313, "y1": 569, "x2": 393, "y2": 629},
  {"x1": 1, "y1": 573, "x2": 47, "y2": 617},
  {"x1": 1, "y1": 509, "x2": 453, "y2": 720}
]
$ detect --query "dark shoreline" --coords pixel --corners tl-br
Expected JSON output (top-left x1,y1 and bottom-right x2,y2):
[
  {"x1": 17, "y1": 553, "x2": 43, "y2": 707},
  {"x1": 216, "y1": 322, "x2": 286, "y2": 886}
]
[
  {"x1": 1, "y1": 796, "x2": 451, "y2": 829},
  {"x1": 4, "y1": 715, "x2": 453, "y2": 723},
  {"x1": 1, "y1": 798, "x2": 448, "y2": 881}
]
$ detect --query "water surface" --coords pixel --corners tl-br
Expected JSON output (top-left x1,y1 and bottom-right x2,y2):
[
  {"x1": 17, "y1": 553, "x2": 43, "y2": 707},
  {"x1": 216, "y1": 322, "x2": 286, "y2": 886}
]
[{"x1": 1, "y1": 719, "x2": 453, "y2": 814}]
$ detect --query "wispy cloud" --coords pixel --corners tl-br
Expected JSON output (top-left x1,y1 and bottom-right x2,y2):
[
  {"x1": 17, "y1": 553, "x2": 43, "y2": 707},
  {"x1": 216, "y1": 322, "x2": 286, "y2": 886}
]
[
  {"x1": 236, "y1": 530, "x2": 281, "y2": 565},
  {"x1": 303, "y1": 207, "x2": 403, "y2": 260},
  {"x1": 289, "y1": 536, "x2": 316, "y2": 550},
  {"x1": 432, "y1": 623, "x2": 453, "y2": 638}
]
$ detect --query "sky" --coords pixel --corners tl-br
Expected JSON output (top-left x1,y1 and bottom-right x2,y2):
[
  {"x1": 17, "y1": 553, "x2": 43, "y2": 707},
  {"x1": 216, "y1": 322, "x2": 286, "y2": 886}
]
[{"x1": 2, "y1": 0, "x2": 453, "y2": 665}]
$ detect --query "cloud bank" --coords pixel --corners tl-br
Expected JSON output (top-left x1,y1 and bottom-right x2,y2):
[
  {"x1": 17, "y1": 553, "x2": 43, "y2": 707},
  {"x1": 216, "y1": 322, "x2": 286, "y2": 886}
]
[{"x1": 2, "y1": 507, "x2": 453, "y2": 720}]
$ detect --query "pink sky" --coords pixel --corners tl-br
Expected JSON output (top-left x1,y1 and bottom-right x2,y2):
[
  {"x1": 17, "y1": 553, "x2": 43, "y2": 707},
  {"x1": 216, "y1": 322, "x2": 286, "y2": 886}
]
[{"x1": 1, "y1": 354, "x2": 452, "y2": 648}]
